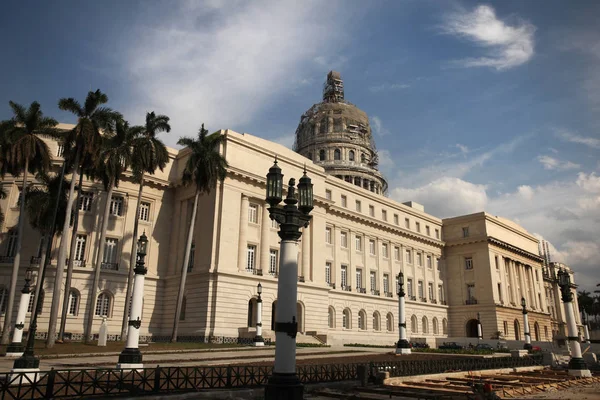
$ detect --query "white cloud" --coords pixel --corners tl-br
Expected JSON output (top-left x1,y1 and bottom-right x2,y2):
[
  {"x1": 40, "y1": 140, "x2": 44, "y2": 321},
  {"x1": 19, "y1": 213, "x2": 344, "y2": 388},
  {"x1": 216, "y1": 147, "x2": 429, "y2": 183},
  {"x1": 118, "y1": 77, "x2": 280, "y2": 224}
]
[
  {"x1": 517, "y1": 185, "x2": 534, "y2": 200},
  {"x1": 377, "y1": 149, "x2": 395, "y2": 172},
  {"x1": 272, "y1": 134, "x2": 295, "y2": 149},
  {"x1": 368, "y1": 83, "x2": 410, "y2": 93},
  {"x1": 371, "y1": 116, "x2": 390, "y2": 136},
  {"x1": 576, "y1": 172, "x2": 600, "y2": 193},
  {"x1": 557, "y1": 130, "x2": 600, "y2": 149},
  {"x1": 442, "y1": 5, "x2": 535, "y2": 70},
  {"x1": 536, "y1": 155, "x2": 580, "y2": 171},
  {"x1": 455, "y1": 144, "x2": 469, "y2": 154},
  {"x1": 120, "y1": 1, "x2": 349, "y2": 147}
]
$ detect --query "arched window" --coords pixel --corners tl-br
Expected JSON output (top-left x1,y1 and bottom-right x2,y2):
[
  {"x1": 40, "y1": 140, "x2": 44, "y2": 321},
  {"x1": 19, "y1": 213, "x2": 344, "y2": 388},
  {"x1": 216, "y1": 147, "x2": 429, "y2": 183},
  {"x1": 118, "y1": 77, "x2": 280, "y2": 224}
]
[
  {"x1": 373, "y1": 312, "x2": 380, "y2": 331},
  {"x1": 442, "y1": 318, "x2": 448, "y2": 335},
  {"x1": 411, "y1": 315, "x2": 418, "y2": 333},
  {"x1": 534, "y1": 322, "x2": 540, "y2": 341},
  {"x1": 247, "y1": 298, "x2": 257, "y2": 327},
  {"x1": 358, "y1": 310, "x2": 366, "y2": 330},
  {"x1": 514, "y1": 319, "x2": 520, "y2": 340},
  {"x1": 68, "y1": 289, "x2": 79, "y2": 316},
  {"x1": 328, "y1": 306, "x2": 335, "y2": 329},
  {"x1": 422, "y1": 316, "x2": 429, "y2": 334},
  {"x1": 342, "y1": 308, "x2": 351, "y2": 329},
  {"x1": 432, "y1": 317, "x2": 439, "y2": 335},
  {"x1": 27, "y1": 289, "x2": 44, "y2": 315},
  {"x1": 180, "y1": 296, "x2": 187, "y2": 321},
  {"x1": 386, "y1": 313, "x2": 394, "y2": 332},
  {"x1": 95, "y1": 292, "x2": 112, "y2": 317},
  {"x1": 361, "y1": 153, "x2": 366, "y2": 163},
  {"x1": 334, "y1": 149, "x2": 341, "y2": 160},
  {"x1": 319, "y1": 150, "x2": 326, "y2": 161},
  {"x1": 348, "y1": 150, "x2": 355, "y2": 161}
]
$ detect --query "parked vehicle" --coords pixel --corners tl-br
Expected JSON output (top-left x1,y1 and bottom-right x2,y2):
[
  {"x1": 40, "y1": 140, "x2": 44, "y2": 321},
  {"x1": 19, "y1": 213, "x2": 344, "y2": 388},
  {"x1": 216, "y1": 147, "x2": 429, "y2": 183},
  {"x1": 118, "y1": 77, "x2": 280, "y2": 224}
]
[
  {"x1": 438, "y1": 342, "x2": 464, "y2": 350},
  {"x1": 410, "y1": 342, "x2": 430, "y2": 349},
  {"x1": 474, "y1": 343, "x2": 494, "y2": 351}
]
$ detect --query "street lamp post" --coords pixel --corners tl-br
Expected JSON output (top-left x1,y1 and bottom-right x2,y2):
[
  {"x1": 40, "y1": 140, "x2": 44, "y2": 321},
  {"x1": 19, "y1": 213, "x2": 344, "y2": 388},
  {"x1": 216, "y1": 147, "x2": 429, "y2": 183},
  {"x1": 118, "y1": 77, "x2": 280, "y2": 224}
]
[
  {"x1": 582, "y1": 312, "x2": 591, "y2": 344},
  {"x1": 5, "y1": 268, "x2": 33, "y2": 358},
  {"x1": 253, "y1": 283, "x2": 265, "y2": 346},
  {"x1": 264, "y1": 159, "x2": 313, "y2": 400},
  {"x1": 477, "y1": 312, "x2": 483, "y2": 342},
  {"x1": 557, "y1": 269, "x2": 591, "y2": 377},
  {"x1": 395, "y1": 272, "x2": 411, "y2": 355},
  {"x1": 117, "y1": 233, "x2": 148, "y2": 370},
  {"x1": 521, "y1": 297, "x2": 532, "y2": 351}
]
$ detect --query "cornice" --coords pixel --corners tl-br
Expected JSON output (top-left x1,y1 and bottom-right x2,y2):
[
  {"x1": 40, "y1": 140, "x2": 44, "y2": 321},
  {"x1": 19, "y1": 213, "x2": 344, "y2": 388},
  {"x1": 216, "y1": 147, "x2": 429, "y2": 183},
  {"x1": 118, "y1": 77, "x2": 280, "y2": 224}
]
[{"x1": 487, "y1": 237, "x2": 543, "y2": 263}]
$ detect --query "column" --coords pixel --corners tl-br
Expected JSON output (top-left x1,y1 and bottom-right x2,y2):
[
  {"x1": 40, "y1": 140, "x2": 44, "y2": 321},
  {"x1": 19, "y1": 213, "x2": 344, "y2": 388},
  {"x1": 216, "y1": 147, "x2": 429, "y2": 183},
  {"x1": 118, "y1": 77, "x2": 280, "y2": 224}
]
[
  {"x1": 5, "y1": 284, "x2": 32, "y2": 357},
  {"x1": 509, "y1": 260, "x2": 519, "y2": 305},
  {"x1": 254, "y1": 292, "x2": 265, "y2": 346},
  {"x1": 260, "y1": 202, "x2": 271, "y2": 275},
  {"x1": 396, "y1": 278, "x2": 411, "y2": 355},
  {"x1": 523, "y1": 309, "x2": 532, "y2": 350},
  {"x1": 563, "y1": 295, "x2": 591, "y2": 376},
  {"x1": 237, "y1": 194, "x2": 249, "y2": 272},
  {"x1": 528, "y1": 267, "x2": 537, "y2": 309},
  {"x1": 432, "y1": 253, "x2": 439, "y2": 304},
  {"x1": 301, "y1": 226, "x2": 310, "y2": 281}
]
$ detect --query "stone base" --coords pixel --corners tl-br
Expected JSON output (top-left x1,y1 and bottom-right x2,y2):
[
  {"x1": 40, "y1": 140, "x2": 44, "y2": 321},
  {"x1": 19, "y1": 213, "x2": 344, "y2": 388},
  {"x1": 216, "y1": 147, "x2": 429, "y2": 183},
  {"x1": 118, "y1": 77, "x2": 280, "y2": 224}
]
[
  {"x1": 395, "y1": 348, "x2": 412, "y2": 355},
  {"x1": 8, "y1": 368, "x2": 42, "y2": 385},
  {"x1": 253, "y1": 341, "x2": 265, "y2": 347},
  {"x1": 511, "y1": 349, "x2": 528, "y2": 358},
  {"x1": 568, "y1": 368, "x2": 592, "y2": 377},
  {"x1": 116, "y1": 363, "x2": 144, "y2": 370},
  {"x1": 264, "y1": 372, "x2": 303, "y2": 400},
  {"x1": 253, "y1": 336, "x2": 265, "y2": 346},
  {"x1": 5, "y1": 352, "x2": 24, "y2": 358}
]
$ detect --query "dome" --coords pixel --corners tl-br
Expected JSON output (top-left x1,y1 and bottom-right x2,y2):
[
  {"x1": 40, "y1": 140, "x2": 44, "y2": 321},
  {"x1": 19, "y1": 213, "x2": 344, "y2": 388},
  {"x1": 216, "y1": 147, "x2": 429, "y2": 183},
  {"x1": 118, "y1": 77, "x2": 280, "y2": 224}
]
[{"x1": 293, "y1": 71, "x2": 388, "y2": 195}]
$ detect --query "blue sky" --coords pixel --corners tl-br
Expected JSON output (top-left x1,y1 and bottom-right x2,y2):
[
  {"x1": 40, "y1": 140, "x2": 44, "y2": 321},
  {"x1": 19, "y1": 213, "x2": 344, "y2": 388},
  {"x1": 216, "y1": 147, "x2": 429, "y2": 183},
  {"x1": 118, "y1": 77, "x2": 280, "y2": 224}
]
[{"x1": 1, "y1": 1, "x2": 599, "y2": 290}]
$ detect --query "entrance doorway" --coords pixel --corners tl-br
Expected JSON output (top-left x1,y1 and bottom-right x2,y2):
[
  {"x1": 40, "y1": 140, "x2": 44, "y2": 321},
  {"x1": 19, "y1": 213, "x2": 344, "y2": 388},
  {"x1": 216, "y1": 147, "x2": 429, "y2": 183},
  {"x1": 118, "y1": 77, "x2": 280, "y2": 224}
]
[{"x1": 465, "y1": 319, "x2": 479, "y2": 338}]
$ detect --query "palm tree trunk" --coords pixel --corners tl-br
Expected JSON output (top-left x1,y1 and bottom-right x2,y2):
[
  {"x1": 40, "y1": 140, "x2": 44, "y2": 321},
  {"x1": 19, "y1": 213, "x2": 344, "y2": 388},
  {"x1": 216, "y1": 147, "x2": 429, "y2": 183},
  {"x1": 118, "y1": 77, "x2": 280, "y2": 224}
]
[
  {"x1": 84, "y1": 181, "x2": 114, "y2": 344},
  {"x1": 58, "y1": 172, "x2": 84, "y2": 341},
  {"x1": 47, "y1": 151, "x2": 80, "y2": 348},
  {"x1": 1, "y1": 160, "x2": 29, "y2": 345},
  {"x1": 30, "y1": 234, "x2": 49, "y2": 317},
  {"x1": 171, "y1": 189, "x2": 200, "y2": 342},
  {"x1": 121, "y1": 173, "x2": 144, "y2": 341}
]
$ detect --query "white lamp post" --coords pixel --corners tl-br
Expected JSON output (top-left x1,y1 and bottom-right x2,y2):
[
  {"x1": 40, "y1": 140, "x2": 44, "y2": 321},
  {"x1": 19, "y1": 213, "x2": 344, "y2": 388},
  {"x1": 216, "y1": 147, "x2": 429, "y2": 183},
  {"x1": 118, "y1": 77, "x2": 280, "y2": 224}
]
[
  {"x1": 5, "y1": 268, "x2": 33, "y2": 358},
  {"x1": 117, "y1": 232, "x2": 148, "y2": 370},
  {"x1": 521, "y1": 297, "x2": 532, "y2": 350},
  {"x1": 264, "y1": 160, "x2": 313, "y2": 400},
  {"x1": 477, "y1": 312, "x2": 483, "y2": 342},
  {"x1": 395, "y1": 272, "x2": 411, "y2": 354},
  {"x1": 557, "y1": 268, "x2": 591, "y2": 377},
  {"x1": 253, "y1": 283, "x2": 265, "y2": 346},
  {"x1": 582, "y1": 312, "x2": 591, "y2": 344}
]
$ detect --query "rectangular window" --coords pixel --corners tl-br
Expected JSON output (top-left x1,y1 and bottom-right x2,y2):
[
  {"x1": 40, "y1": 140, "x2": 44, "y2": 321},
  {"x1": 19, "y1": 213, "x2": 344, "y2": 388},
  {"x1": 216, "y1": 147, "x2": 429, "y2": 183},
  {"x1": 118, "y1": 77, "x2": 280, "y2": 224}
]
[
  {"x1": 462, "y1": 227, "x2": 469, "y2": 237},
  {"x1": 382, "y1": 210, "x2": 387, "y2": 221},
  {"x1": 340, "y1": 195, "x2": 347, "y2": 208},
  {"x1": 369, "y1": 205, "x2": 375, "y2": 217},
  {"x1": 109, "y1": 196, "x2": 124, "y2": 216},
  {"x1": 74, "y1": 235, "x2": 87, "y2": 261},
  {"x1": 415, "y1": 222, "x2": 421, "y2": 233},
  {"x1": 355, "y1": 200, "x2": 361, "y2": 212},
  {"x1": 498, "y1": 283, "x2": 503, "y2": 302},
  {"x1": 467, "y1": 284, "x2": 475, "y2": 300},
  {"x1": 495, "y1": 256, "x2": 499, "y2": 269},
  {"x1": 427, "y1": 255, "x2": 432, "y2": 269},
  {"x1": 405, "y1": 249, "x2": 412, "y2": 264},
  {"x1": 340, "y1": 231, "x2": 348, "y2": 248},
  {"x1": 465, "y1": 257, "x2": 473, "y2": 270},
  {"x1": 139, "y1": 202, "x2": 150, "y2": 221},
  {"x1": 426, "y1": 226, "x2": 430, "y2": 236},
  {"x1": 341, "y1": 265, "x2": 348, "y2": 288},
  {"x1": 248, "y1": 203, "x2": 258, "y2": 223},
  {"x1": 370, "y1": 271, "x2": 376, "y2": 292},
  {"x1": 436, "y1": 258, "x2": 441, "y2": 271},
  {"x1": 356, "y1": 269, "x2": 362, "y2": 289},
  {"x1": 103, "y1": 238, "x2": 118, "y2": 264},
  {"x1": 325, "y1": 227, "x2": 332, "y2": 244},
  {"x1": 435, "y1": 229, "x2": 440, "y2": 239},
  {"x1": 187, "y1": 242, "x2": 195, "y2": 272},
  {"x1": 68, "y1": 291, "x2": 78, "y2": 316},
  {"x1": 438, "y1": 285, "x2": 444, "y2": 302},
  {"x1": 394, "y1": 246, "x2": 400, "y2": 261},
  {"x1": 394, "y1": 214, "x2": 399, "y2": 225},
  {"x1": 246, "y1": 245, "x2": 256, "y2": 271},
  {"x1": 325, "y1": 189, "x2": 332, "y2": 200},
  {"x1": 369, "y1": 239, "x2": 375, "y2": 255},
  {"x1": 269, "y1": 249, "x2": 278, "y2": 275},
  {"x1": 535, "y1": 270, "x2": 539, "y2": 281},
  {"x1": 404, "y1": 218, "x2": 410, "y2": 229},
  {"x1": 57, "y1": 144, "x2": 65, "y2": 157},
  {"x1": 428, "y1": 282, "x2": 434, "y2": 300},
  {"x1": 382, "y1": 243, "x2": 388, "y2": 258},
  {"x1": 416, "y1": 253, "x2": 422, "y2": 266},
  {"x1": 407, "y1": 279, "x2": 414, "y2": 297},
  {"x1": 325, "y1": 262, "x2": 332, "y2": 285},
  {"x1": 355, "y1": 235, "x2": 362, "y2": 251},
  {"x1": 79, "y1": 191, "x2": 93, "y2": 211},
  {"x1": 6, "y1": 230, "x2": 18, "y2": 257},
  {"x1": 418, "y1": 281, "x2": 424, "y2": 299},
  {"x1": 383, "y1": 274, "x2": 389, "y2": 294}
]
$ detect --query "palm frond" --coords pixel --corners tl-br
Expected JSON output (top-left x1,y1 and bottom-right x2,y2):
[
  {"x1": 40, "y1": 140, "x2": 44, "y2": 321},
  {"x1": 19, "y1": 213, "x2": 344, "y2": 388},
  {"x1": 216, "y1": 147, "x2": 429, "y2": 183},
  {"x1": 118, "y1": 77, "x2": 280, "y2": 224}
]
[{"x1": 58, "y1": 98, "x2": 83, "y2": 117}]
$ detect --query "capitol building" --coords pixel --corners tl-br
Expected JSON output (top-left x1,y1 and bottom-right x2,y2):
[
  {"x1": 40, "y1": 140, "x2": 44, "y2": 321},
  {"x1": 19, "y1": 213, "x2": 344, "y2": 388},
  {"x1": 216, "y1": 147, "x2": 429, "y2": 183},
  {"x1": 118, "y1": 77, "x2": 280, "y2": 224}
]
[{"x1": 0, "y1": 72, "x2": 582, "y2": 346}]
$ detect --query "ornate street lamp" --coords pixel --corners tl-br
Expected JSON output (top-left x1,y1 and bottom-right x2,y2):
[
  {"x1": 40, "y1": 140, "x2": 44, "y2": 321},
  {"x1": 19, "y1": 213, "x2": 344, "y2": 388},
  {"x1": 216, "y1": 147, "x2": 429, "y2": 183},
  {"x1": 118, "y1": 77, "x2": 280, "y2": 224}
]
[
  {"x1": 557, "y1": 269, "x2": 591, "y2": 377},
  {"x1": 5, "y1": 268, "x2": 33, "y2": 358},
  {"x1": 395, "y1": 272, "x2": 411, "y2": 354},
  {"x1": 264, "y1": 160, "x2": 313, "y2": 400},
  {"x1": 477, "y1": 312, "x2": 483, "y2": 342},
  {"x1": 521, "y1": 297, "x2": 532, "y2": 350},
  {"x1": 253, "y1": 283, "x2": 265, "y2": 346},
  {"x1": 117, "y1": 232, "x2": 148, "y2": 370}
]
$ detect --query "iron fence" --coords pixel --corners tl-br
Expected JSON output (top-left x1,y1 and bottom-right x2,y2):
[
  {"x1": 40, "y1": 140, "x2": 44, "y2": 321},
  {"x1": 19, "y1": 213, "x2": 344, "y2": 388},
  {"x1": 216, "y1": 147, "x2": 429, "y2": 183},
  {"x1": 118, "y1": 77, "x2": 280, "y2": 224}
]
[{"x1": 0, "y1": 355, "x2": 542, "y2": 399}]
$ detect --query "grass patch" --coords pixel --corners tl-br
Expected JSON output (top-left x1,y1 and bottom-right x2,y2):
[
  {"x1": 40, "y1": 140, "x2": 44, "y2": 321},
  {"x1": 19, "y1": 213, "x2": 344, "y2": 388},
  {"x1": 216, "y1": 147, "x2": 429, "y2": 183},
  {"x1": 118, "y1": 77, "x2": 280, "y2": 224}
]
[
  {"x1": 413, "y1": 348, "x2": 496, "y2": 355},
  {"x1": 344, "y1": 343, "x2": 394, "y2": 348}
]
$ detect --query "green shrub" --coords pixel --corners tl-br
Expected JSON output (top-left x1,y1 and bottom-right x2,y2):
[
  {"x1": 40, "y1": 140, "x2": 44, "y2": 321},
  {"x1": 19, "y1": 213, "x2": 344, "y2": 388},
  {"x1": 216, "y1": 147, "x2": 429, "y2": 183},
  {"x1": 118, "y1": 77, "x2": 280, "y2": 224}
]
[{"x1": 343, "y1": 343, "x2": 395, "y2": 348}]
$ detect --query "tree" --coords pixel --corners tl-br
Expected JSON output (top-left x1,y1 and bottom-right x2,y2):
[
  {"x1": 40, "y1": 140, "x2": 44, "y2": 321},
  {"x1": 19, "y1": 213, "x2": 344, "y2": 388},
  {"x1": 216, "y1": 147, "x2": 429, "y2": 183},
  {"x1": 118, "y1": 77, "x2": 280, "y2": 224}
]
[
  {"x1": 0, "y1": 185, "x2": 6, "y2": 229},
  {"x1": 171, "y1": 125, "x2": 228, "y2": 342},
  {"x1": 577, "y1": 290, "x2": 594, "y2": 316},
  {"x1": 0, "y1": 101, "x2": 57, "y2": 345},
  {"x1": 120, "y1": 112, "x2": 170, "y2": 340},
  {"x1": 46, "y1": 90, "x2": 120, "y2": 348},
  {"x1": 84, "y1": 119, "x2": 136, "y2": 343}
]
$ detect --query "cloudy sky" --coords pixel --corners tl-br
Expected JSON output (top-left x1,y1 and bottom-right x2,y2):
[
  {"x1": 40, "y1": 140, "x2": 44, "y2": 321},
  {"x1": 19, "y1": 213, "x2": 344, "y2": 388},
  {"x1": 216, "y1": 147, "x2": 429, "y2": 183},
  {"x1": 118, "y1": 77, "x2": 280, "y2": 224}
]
[{"x1": 1, "y1": 1, "x2": 599, "y2": 291}]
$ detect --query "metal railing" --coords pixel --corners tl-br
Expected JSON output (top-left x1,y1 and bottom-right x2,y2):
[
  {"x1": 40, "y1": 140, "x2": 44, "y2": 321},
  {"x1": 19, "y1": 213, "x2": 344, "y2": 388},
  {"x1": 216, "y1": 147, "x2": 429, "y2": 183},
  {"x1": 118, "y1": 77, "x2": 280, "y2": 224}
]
[
  {"x1": 100, "y1": 262, "x2": 119, "y2": 271},
  {"x1": 465, "y1": 299, "x2": 478, "y2": 305},
  {"x1": 0, "y1": 355, "x2": 543, "y2": 399}
]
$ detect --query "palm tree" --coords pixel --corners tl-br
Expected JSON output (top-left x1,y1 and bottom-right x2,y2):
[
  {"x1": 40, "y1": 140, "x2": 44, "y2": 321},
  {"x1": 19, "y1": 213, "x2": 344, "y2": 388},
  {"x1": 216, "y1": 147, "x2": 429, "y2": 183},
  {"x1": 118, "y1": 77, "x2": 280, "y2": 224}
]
[
  {"x1": 83, "y1": 119, "x2": 136, "y2": 343},
  {"x1": 577, "y1": 290, "x2": 594, "y2": 316},
  {"x1": 24, "y1": 172, "x2": 70, "y2": 317},
  {"x1": 0, "y1": 185, "x2": 7, "y2": 229},
  {"x1": 46, "y1": 90, "x2": 120, "y2": 348},
  {"x1": 120, "y1": 112, "x2": 170, "y2": 340},
  {"x1": 0, "y1": 101, "x2": 57, "y2": 345},
  {"x1": 171, "y1": 125, "x2": 228, "y2": 342}
]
